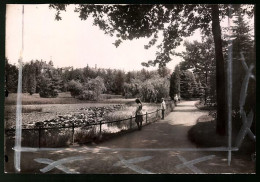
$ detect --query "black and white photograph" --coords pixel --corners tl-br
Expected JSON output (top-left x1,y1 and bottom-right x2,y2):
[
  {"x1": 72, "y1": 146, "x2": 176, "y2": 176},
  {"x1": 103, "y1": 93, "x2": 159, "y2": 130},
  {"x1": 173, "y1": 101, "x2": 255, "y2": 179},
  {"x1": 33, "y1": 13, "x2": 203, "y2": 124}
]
[{"x1": 4, "y1": 4, "x2": 256, "y2": 174}]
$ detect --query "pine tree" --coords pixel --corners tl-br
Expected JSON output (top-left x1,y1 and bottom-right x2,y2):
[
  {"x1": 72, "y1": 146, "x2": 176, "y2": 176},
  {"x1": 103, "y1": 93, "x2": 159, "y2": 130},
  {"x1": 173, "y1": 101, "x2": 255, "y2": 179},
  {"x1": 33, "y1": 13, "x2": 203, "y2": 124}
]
[
  {"x1": 169, "y1": 65, "x2": 180, "y2": 99},
  {"x1": 180, "y1": 70, "x2": 198, "y2": 99},
  {"x1": 230, "y1": 12, "x2": 255, "y2": 111}
]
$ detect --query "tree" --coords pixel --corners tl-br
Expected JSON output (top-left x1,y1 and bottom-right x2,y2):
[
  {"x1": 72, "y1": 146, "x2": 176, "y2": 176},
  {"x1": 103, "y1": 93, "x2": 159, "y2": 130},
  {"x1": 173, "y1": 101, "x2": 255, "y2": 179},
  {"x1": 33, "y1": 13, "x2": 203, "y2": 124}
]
[
  {"x1": 50, "y1": 4, "x2": 254, "y2": 135},
  {"x1": 103, "y1": 68, "x2": 114, "y2": 94},
  {"x1": 83, "y1": 65, "x2": 96, "y2": 80},
  {"x1": 22, "y1": 61, "x2": 37, "y2": 94},
  {"x1": 67, "y1": 79, "x2": 83, "y2": 97},
  {"x1": 223, "y1": 11, "x2": 255, "y2": 134},
  {"x1": 123, "y1": 78, "x2": 142, "y2": 98},
  {"x1": 80, "y1": 76, "x2": 106, "y2": 100},
  {"x1": 113, "y1": 70, "x2": 125, "y2": 95},
  {"x1": 180, "y1": 70, "x2": 198, "y2": 99},
  {"x1": 181, "y1": 38, "x2": 215, "y2": 86},
  {"x1": 139, "y1": 80, "x2": 156, "y2": 102},
  {"x1": 38, "y1": 75, "x2": 59, "y2": 98},
  {"x1": 152, "y1": 76, "x2": 170, "y2": 102},
  {"x1": 125, "y1": 71, "x2": 134, "y2": 83},
  {"x1": 180, "y1": 37, "x2": 216, "y2": 103},
  {"x1": 157, "y1": 66, "x2": 171, "y2": 78},
  {"x1": 229, "y1": 12, "x2": 255, "y2": 111},
  {"x1": 5, "y1": 58, "x2": 18, "y2": 93},
  {"x1": 138, "y1": 76, "x2": 169, "y2": 102},
  {"x1": 37, "y1": 61, "x2": 62, "y2": 98},
  {"x1": 169, "y1": 65, "x2": 180, "y2": 99}
]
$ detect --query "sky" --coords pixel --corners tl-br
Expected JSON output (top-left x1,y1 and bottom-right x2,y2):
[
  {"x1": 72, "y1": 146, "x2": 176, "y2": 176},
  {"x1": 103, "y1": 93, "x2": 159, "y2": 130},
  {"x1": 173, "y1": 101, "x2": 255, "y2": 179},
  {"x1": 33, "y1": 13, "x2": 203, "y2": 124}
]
[{"x1": 6, "y1": 4, "x2": 253, "y2": 72}]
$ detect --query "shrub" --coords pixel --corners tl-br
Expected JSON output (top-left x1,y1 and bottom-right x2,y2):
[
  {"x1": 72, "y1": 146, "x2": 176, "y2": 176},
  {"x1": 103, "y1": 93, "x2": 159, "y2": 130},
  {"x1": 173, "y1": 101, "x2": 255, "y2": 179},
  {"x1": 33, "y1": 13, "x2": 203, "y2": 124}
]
[
  {"x1": 67, "y1": 79, "x2": 83, "y2": 97},
  {"x1": 86, "y1": 76, "x2": 106, "y2": 100},
  {"x1": 78, "y1": 76, "x2": 106, "y2": 101},
  {"x1": 77, "y1": 90, "x2": 95, "y2": 100},
  {"x1": 74, "y1": 127, "x2": 99, "y2": 144},
  {"x1": 139, "y1": 76, "x2": 169, "y2": 102},
  {"x1": 38, "y1": 76, "x2": 59, "y2": 98}
]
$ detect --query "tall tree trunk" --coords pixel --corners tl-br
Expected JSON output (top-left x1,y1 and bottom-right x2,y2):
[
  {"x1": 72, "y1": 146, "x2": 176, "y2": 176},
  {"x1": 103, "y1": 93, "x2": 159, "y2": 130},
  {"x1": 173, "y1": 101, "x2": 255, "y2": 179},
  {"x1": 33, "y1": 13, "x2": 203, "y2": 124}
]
[{"x1": 211, "y1": 5, "x2": 227, "y2": 135}]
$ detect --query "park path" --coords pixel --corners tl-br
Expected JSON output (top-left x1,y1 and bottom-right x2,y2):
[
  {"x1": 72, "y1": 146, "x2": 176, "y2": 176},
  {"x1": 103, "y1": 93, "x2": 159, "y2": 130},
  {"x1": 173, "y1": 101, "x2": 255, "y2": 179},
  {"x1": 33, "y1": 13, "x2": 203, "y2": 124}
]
[{"x1": 6, "y1": 101, "x2": 255, "y2": 174}]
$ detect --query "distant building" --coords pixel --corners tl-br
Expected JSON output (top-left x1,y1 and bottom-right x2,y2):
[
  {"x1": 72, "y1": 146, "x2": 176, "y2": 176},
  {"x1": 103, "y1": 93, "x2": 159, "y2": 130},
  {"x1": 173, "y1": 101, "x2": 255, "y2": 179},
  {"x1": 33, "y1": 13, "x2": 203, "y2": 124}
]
[
  {"x1": 41, "y1": 62, "x2": 54, "y2": 73},
  {"x1": 61, "y1": 66, "x2": 73, "y2": 73}
]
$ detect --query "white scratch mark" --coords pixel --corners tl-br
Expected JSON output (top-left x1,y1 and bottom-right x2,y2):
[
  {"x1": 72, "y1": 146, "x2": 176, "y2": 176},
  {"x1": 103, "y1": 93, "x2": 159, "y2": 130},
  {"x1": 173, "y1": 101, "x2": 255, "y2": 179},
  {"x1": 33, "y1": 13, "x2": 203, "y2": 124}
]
[
  {"x1": 115, "y1": 155, "x2": 154, "y2": 174},
  {"x1": 34, "y1": 156, "x2": 87, "y2": 173},
  {"x1": 113, "y1": 156, "x2": 153, "y2": 167},
  {"x1": 176, "y1": 155, "x2": 215, "y2": 174},
  {"x1": 176, "y1": 155, "x2": 203, "y2": 173},
  {"x1": 34, "y1": 158, "x2": 80, "y2": 174},
  {"x1": 14, "y1": 146, "x2": 239, "y2": 152}
]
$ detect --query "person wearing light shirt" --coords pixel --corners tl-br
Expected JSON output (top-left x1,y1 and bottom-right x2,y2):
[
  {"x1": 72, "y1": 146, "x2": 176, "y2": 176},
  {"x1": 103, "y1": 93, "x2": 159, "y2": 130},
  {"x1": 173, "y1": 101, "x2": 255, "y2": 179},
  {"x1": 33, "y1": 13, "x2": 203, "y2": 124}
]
[{"x1": 161, "y1": 98, "x2": 166, "y2": 120}]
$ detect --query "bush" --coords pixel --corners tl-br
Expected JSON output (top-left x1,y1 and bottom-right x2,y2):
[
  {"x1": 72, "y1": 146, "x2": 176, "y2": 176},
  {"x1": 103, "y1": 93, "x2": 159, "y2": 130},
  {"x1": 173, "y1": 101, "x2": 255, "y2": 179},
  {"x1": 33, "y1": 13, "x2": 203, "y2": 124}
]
[
  {"x1": 74, "y1": 127, "x2": 99, "y2": 144},
  {"x1": 78, "y1": 76, "x2": 106, "y2": 101},
  {"x1": 86, "y1": 76, "x2": 106, "y2": 100},
  {"x1": 39, "y1": 89, "x2": 58, "y2": 98},
  {"x1": 67, "y1": 79, "x2": 83, "y2": 97},
  {"x1": 38, "y1": 76, "x2": 59, "y2": 98},
  {"x1": 138, "y1": 76, "x2": 169, "y2": 102},
  {"x1": 78, "y1": 90, "x2": 95, "y2": 100}
]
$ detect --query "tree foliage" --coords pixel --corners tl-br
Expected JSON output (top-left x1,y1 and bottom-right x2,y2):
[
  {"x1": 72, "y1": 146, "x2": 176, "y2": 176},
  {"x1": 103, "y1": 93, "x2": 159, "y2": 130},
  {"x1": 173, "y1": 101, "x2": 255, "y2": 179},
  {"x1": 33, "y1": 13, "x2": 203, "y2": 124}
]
[
  {"x1": 67, "y1": 79, "x2": 83, "y2": 97},
  {"x1": 22, "y1": 61, "x2": 37, "y2": 95},
  {"x1": 229, "y1": 12, "x2": 255, "y2": 112},
  {"x1": 169, "y1": 65, "x2": 180, "y2": 99},
  {"x1": 180, "y1": 70, "x2": 199, "y2": 99},
  {"x1": 139, "y1": 76, "x2": 169, "y2": 102},
  {"x1": 180, "y1": 37, "x2": 216, "y2": 103},
  {"x1": 5, "y1": 58, "x2": 18, "y2": 93},
  {"x1": 38, "y1": 76, "x2": 59, "y2": 98},
  {"x1": 113, "y1": 70, "x2": 125, "y2": 95},
  {"x1": 79, "y1": 76, "x2": 106, "y2": 101}
]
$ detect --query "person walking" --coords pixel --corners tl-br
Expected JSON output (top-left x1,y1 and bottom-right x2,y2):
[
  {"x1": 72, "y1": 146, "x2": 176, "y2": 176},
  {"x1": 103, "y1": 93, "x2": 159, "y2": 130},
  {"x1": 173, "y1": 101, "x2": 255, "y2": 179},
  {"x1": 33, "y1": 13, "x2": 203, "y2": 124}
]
[
  {"x1": 174, "y1": 94, "x2": 178, "y2": 106},
  {"x1": 161, "y1": 98, "x2": 166, "y2": 120},
  {"x1": 135, "y1": 98, "x2": 143, "y2": 130}
]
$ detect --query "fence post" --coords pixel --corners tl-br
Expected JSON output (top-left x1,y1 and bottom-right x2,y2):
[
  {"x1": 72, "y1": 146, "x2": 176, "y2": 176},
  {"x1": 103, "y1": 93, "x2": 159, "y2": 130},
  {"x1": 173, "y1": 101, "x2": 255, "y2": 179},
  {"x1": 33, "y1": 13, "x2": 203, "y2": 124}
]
[
  {"x1": 130, "y1": 116, "x2": 132, "y2": 129},
  {"x1": 99, "y1": 120, "x2": 102, "y2": 136},
  {"x1": 38, "y1": 126, "x2": 41, "y2": 148},
  {"x1": 146, "y1": 112, "x2": 148, "y2": 124},
  {"x1": 71, "y1": 122, "x2": 75, "y2": 145},
  {"x1": 156, "y1": 109, "x2": 159, "y2": 120}
]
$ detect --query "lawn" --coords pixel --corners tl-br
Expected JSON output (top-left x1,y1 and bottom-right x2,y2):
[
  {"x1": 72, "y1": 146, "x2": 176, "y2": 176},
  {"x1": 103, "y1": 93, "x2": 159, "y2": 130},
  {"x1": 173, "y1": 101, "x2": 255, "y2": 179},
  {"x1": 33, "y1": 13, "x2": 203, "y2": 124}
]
[{"x1": 4, "y1": 92, "x2": 131, "y2": 105}]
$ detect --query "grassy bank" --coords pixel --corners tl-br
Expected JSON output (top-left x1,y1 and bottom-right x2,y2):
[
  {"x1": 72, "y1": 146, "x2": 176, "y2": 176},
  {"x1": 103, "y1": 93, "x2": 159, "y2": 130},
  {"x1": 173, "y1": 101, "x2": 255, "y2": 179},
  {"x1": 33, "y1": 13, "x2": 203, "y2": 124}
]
[{"x1": 4, "y1": 92, "x2": 131, "y2": 105}]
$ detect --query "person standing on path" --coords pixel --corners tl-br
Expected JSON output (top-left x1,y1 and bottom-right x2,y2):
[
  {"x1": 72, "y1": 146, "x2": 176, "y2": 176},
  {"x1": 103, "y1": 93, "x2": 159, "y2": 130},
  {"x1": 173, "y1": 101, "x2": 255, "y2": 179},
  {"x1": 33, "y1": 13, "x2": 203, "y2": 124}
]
[
  {"x1": 135, "y1": 98, "x2": 143, "y2": 130},
  {"x1": 174, "y1": 94, "x2": 179, "y2": 106},
  {"x1": 161, "y1": 98, "x2": 166, "y2": 120}
]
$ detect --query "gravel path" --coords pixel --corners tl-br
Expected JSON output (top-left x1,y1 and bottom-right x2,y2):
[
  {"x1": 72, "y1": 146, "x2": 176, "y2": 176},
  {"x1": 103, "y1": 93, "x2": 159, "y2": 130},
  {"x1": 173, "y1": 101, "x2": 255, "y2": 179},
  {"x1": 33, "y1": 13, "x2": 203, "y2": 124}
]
[{"x1": 5, "y1": 101, "x2": 255, "y2": 174}]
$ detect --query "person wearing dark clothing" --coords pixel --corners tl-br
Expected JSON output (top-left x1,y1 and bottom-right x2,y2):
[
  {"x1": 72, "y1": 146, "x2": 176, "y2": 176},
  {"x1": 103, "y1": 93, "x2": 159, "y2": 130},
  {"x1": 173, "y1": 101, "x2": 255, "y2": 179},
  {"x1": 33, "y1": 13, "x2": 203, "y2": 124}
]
[
  {"x1": 135, "y1": 98, "x2": 143, "y2": 130},
  {"x1": 5, "y1": 89, "x2": 9, "y2": 97}
]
